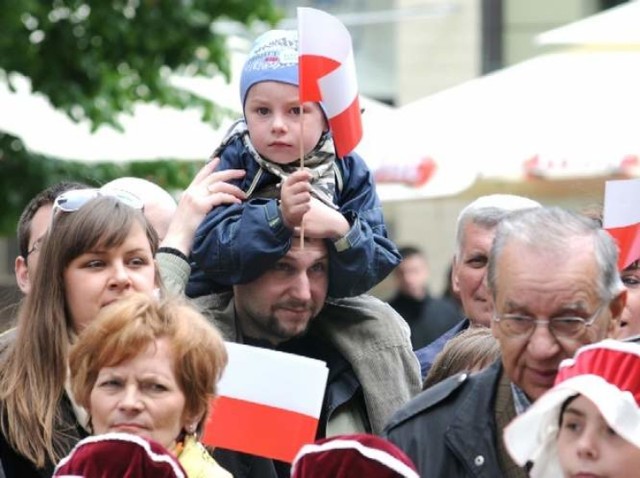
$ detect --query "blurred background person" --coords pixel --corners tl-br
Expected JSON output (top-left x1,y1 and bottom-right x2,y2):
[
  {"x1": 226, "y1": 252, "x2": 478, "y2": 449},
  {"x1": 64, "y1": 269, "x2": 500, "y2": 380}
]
[
  {"x1": 68, "y1": 293, "x2": 231, "y2": 477},
  {"x1": 617, "y1": 260, "x2": 640, "y2": 339},
  {"x1": 441, "y1": 262, "x2": 463, "y2": 317},
  {"x1": 389, "y1": 246, "x2": 460, "y2": 349}
]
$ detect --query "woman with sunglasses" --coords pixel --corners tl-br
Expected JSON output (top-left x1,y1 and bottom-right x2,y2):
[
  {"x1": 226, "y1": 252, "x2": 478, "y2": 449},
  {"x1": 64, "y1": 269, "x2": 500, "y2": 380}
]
[{"x1": 0, "y1": 191, "x2": 159, "y2": 477}]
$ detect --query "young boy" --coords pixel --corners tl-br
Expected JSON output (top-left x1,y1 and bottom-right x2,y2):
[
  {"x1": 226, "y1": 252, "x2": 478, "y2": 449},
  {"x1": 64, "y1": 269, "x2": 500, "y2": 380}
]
[
  {"x1": 187, "y1": 29, "x2": 400, "y2": 298},
  {"x1": 504, "y1": 339, "x2": 640, "y2": 478}
]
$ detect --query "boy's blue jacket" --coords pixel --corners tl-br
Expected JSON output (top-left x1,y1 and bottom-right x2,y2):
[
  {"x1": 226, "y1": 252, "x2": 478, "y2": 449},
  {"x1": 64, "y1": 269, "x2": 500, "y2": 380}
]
[{"x1": 187, "y1": 136, "x2": 401, "y2": 298}]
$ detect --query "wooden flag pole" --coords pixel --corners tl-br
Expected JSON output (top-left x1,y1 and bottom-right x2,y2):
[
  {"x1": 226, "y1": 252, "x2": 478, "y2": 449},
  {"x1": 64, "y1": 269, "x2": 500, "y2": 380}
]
[{"x1": 299, "y1": 104, "x2": 305, "y2": 248}]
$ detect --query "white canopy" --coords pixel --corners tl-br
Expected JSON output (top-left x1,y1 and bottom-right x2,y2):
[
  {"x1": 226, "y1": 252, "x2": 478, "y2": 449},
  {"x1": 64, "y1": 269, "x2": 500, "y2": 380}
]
[
  {"x1": 390, "y1": 50, "x2": 640, "y2": 184},
  {"x1": 537, "y1": 0, "x2": 640, "y2": 47}
]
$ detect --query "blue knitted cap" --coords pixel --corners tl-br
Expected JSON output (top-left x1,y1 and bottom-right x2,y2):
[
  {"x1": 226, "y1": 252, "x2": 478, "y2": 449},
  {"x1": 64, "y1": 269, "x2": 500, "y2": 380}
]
[{"x1": 240, "y1": 30, "x2": 299, "y2": 110}]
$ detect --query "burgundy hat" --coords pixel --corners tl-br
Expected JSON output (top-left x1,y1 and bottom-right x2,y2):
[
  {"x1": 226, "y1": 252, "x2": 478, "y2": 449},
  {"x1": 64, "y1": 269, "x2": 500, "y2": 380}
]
[
  {"x1": 291, "y1": 434, "x2": 419, "y2": 478},
  {"x1": 54, "y1": 432, "x2": 186, "y2": 478}
]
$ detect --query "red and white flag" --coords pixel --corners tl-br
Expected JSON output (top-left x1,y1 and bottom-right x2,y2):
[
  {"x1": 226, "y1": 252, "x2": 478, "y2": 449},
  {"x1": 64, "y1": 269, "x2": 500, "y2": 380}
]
[
  {"x1": 603, "y1": 178, "x2": 640, "y2": 270},
  {"x1": 202, "y1": 343, "x2": 328, "y2": 462},
  {"x1": 298, "y1": 7, "x2": 363, "y2": 158}
]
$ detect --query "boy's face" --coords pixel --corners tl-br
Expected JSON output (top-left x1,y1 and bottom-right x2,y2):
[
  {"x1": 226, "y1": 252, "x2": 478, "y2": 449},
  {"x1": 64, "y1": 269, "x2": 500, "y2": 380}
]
[
  {"x1": 557, "y1": 394, "x2": 640, "y2": 478},
  {"x1": 244, "y1": 81, "x2": 327, "y2": 165}
]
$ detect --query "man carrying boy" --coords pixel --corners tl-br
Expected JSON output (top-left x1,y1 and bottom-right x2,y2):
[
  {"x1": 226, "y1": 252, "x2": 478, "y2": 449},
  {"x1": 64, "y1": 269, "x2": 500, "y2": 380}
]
[{"x1": 187, "y1": 29, "x2": 400, "y2": 299}]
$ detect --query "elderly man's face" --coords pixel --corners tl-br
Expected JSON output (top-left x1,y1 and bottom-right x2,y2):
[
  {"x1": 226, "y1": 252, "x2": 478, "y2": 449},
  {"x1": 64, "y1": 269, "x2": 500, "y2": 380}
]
[
  {"x1": 492, "y1": 237, "x2": 623, "y2": 401},
  {"x1": 452, "y1": 222, "x2": 496, "y2": 326},
  {"x1": 234, "y1": 238, "x2": 329, "y2": 345}
]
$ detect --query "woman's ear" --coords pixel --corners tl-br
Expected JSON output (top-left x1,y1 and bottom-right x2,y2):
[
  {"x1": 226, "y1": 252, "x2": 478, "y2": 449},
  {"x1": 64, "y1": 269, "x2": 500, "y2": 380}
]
[
  {"x1": 14, "y1": 256, "x2": 31, "y2": 294},
  {"x1": 183, "y1": 411, "x2": 205, "y2": 435}
]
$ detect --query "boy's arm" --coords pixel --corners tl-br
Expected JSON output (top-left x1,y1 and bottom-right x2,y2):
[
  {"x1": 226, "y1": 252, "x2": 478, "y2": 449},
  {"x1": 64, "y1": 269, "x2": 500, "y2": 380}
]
[
  {"x1": 188, "y1": 143, "x2": 295, "y2": 296},
  {"x1": 190, "y1": 197, "x2": 294, "y2": 285},
  {"x1": 325, "y1": 153, "x2": 401, "y2": 298}
]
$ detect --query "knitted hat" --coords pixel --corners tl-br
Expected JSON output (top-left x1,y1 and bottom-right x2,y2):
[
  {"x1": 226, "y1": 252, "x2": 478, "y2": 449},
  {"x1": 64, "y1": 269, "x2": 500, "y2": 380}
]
[
  {"x1": 504, "y1": 339, "x2": 640, "y2": 478},
  {"x1": 240, "y1": 29, "x2": 299, "y2": 109},
  {"x1": 291, "y1": 434, "x2": 419, "y2": 478},
  {"x1": 53, "y1": 432, "x2": 187, "y2": 478}
]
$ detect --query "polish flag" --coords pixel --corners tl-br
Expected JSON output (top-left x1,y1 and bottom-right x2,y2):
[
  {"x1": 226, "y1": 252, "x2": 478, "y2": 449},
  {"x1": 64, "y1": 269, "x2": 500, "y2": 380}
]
[
  {"x1": 202, "y1": 343, "x2": 329, "y2": 462},
  {"x1": 298, "y1": 7, "x2": 363, "y2": 158},
  {"x1": 603, "y1": 178, "x2": 640, "y2": 270}
]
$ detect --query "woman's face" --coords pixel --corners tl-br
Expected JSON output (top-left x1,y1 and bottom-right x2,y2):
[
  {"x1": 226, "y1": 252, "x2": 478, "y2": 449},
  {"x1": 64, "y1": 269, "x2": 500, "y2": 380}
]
[
  {"x1": 64, "y1": 221, "x2": 156, "y2": 333},
  {"x1": 617, "y1": 262, "x2": 640, "y2": 339},
  {"x1": 557, "y1": 394, "x2": 640, "y2": 478},
  {"x1": 89, "y1": 338, "x2": 191, "y2": 450}
]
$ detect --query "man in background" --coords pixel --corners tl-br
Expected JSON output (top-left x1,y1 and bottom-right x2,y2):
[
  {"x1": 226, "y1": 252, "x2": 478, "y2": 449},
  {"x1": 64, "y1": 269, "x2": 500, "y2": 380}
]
[{"x1": 389, "y1": 246, "x2": 460, "y2": 349}]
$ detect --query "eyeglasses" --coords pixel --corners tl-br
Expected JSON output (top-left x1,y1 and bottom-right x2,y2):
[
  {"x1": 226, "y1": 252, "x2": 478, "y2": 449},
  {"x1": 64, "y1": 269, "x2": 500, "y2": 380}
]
[
  {"x1": 52, "y1": 188, "x2": 144, "y2": 217},
  {"x1": 493, "y1": 303, "x2": 606, "y2": 340}
]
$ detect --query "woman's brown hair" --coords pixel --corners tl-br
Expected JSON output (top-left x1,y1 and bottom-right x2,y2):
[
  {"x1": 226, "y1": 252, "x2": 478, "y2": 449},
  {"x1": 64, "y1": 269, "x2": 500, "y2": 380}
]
[
  {"x1": 0, "y1": 196, "x2": 158, "y2": 467},
  {"x1": 69, "y1": 293, "x2": 227, "y2": 433}
]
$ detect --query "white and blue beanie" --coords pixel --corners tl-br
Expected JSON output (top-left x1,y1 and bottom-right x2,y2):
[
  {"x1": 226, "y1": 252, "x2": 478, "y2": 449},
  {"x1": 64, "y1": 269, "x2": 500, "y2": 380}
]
[{"x1": 240, "y1": 30, "x2": 299, "y2": 110}]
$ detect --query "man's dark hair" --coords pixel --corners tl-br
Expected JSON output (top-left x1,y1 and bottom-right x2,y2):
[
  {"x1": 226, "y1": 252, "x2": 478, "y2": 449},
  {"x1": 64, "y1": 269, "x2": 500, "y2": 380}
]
[
  {"x1": 398, "y1": 246, "x2": 425, "y2": 260},
  {"x1": 17, "y1": 181, "x2": 88, "y2": 259}
]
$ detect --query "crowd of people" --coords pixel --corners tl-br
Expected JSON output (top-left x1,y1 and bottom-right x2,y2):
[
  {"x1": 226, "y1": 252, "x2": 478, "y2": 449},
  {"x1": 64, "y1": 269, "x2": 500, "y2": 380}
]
[{"x1": 2, "y1": 26, "x2": 640, "y2": 478}]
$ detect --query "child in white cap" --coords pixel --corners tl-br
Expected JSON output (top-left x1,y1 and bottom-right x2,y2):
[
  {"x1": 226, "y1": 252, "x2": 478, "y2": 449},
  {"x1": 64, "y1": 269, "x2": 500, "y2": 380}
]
[
  {"x1": 187, "y1": 29, "x2": 400, "y2": 299},
  {"x1": 504, "y1": 339, "x2": 640, "y2": 478}
]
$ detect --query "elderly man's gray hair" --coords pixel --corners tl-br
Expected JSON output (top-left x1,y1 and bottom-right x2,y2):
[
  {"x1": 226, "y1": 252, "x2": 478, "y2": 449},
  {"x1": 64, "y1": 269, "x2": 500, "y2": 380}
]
[
  {"x1": 487, "y1": 206, "x2": 623, "y2": 302},
  {"x1": 454, "y1": 194, "x2": 541, "y2": 257}
]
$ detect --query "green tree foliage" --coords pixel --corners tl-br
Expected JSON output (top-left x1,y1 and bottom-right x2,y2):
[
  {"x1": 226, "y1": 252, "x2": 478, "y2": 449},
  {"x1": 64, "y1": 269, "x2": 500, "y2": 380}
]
[
  {"x1": 0, "y1": 0, "x2": 279, "y2": 129},
  {"x1": 0, "y1": 0, "x2": 280, "y2": 235}
]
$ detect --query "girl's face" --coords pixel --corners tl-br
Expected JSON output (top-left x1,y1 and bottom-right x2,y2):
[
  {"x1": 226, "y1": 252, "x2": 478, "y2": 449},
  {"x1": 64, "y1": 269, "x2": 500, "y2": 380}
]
[
  {"x1": 64, "y1": 221, "x2": 156, "y2": 333},
  {"x1": 616, "y1": 262, "x2": 640, "y2": 339},
  {"x1": 244, "y1": 81, "x2": 327, "y2": 165},
  {"x1": 557, "y1": 394, "x2": 640, "y2": 478}
]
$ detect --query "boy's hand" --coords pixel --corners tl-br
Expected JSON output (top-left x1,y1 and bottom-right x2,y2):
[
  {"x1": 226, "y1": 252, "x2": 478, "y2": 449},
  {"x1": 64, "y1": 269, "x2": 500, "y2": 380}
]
[
  {"x1": 280, "y1": 170, "x2": 313, "y2": 229},
  {"x1": 299, "y1": 198, "x2": 350, "y2": 240}
]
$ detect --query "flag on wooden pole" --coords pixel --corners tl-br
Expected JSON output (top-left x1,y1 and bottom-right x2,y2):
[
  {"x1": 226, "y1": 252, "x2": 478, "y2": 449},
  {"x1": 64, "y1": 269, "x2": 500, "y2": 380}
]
[
  {"x1": 298, "y1": 7, "x2": 363, "y2": 158},
  {"x1": 202, "y1": 343, "x2": 329, "y2": 462}
]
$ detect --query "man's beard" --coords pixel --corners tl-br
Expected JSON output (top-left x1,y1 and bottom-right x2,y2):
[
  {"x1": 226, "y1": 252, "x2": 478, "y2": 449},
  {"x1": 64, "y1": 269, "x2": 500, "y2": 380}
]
[{"x1": 253, "y1": 299, "x2": 316, "y2": 342}]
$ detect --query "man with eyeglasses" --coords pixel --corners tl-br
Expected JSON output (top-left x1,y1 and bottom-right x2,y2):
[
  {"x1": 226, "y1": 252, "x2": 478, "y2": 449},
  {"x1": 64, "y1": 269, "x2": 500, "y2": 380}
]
[
  {"x1": 13, "y1": 182, "x2": 88, "y2": 296},
  {"x1": 384, "y1": 207, "x2": 626, "y2": 477}
]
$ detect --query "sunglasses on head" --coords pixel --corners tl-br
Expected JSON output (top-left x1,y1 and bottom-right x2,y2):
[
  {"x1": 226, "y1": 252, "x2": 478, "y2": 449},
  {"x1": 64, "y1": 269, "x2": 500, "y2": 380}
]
[{"x1": 52, "y1": 188, "x2": 144, "y2": 217}]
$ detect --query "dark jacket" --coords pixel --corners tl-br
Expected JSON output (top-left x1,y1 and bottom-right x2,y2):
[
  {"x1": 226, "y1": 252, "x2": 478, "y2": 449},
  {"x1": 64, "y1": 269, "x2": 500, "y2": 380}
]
[
  {"x1": 389, "y1": 293, "x2": 462, "y2": 350},
  {"x1": 187, "y1": 136, "x2": 400, "y2": 298},
  {"x1": 414, "y1": 318, "x2": 470, "y2": 378},
  {"x1": 383, "y1": 360, "x2": 504, "y2": 478},
  {"x1": 0, "y1": 394, "x2": 88, "y2": 478}
]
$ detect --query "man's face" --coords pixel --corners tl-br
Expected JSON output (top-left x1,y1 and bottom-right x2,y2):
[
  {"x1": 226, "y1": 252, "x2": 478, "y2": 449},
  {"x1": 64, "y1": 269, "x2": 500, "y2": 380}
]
[
  {"x1": 492, "y1": 238, "x2": 623, "y2": 401},
  {"x1": 234, "y1": 238, "x2": 329, "y2": 345},
  {"x1": 616, "y1": 262, "x2": 640, "y2": 339},
  {"x1": 395, "y1": 254, "x2": 429, "y2": 300},
  {"x1": 452, "y1": 222, "x2": 496, "y2": 326},
  {"x1": 14, "y1": 203, "x2": 52, "y2": 294}
]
